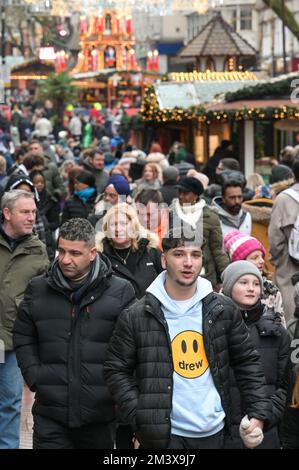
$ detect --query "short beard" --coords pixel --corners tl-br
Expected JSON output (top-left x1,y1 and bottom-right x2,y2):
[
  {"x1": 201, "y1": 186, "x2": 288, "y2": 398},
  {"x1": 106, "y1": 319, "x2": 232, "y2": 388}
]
[
  {"x1": 175, "y1": 277, "x2": 197, "y2": 288},
  {"x1": 227, "y1": 205, "x2": 241, "y2": 215}
]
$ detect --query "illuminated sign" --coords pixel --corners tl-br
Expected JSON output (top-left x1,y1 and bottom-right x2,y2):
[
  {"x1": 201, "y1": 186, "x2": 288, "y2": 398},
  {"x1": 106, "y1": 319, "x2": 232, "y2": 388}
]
[{"x1": 39, "y1": 47, "x2": 56, "y2": 61}]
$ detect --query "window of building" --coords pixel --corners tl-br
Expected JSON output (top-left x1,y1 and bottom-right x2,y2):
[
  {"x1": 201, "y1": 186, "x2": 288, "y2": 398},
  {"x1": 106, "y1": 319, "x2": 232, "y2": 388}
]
[
  {"x1": 206, "y1": 56, "x2": 215, "y2": 71},
  {"x1": 231, "y1": 9, "x2": 237, "y2": 32},
  {"x1": 240, "y1": 8, "x2": 252, "y2": 30}
]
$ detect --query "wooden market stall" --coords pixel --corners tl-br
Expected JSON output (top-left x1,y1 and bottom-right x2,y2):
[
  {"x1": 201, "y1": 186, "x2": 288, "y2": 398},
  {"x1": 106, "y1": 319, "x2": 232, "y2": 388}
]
[
  {"x1": 203, "y1": 72, "x2": 299, "y2": 177},
  {"x1": 141, "y1": 70, "x2": 258, "y2": 165},
  {"x1": 140, "y1": 71, "x2": 299, "y2": 174},
  {"x1": 72, "y1": 69, "x2": 159, "y2": 109},
  {"x1": 10, "y1": 59, "x2": 55, "y2": 92}
]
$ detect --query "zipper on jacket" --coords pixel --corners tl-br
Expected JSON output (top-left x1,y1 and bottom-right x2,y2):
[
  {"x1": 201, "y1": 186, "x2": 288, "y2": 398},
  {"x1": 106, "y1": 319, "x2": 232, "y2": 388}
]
[
  {"x1": 145, "y1": 301, "x2": 174, "y2": 438},
  {"x1": 86, "y1": 305, "x2": 90, "y2": 319},
  {"x1": 203, "y1": 300, "x2": 231, "y2": 434}
]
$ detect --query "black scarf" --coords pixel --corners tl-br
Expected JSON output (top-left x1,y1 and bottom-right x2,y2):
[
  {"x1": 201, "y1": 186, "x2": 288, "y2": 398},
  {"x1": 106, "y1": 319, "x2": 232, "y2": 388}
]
[
  {"x1": 241, "y1": 300, "x2": 282, "y2": 336},
  {"x1": 241, "y1": 301, "x2": 264, "y2": 325},
  {"x1": 49, "y1": 253, "x2": 111, "y2": 304}
]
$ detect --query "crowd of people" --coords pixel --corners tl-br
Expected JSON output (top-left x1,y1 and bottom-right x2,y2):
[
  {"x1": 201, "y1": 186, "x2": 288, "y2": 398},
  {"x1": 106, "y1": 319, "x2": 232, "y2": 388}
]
[{"x1": 0, "y1": 100, "x2": 299, "y2": 450}]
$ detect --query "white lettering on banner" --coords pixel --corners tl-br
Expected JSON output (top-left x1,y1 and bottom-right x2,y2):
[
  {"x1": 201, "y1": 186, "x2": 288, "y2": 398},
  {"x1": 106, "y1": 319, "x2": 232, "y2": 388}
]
[
  {"x1": 291, "y1": 79, "x2": 299, "y2": 104},
  {"x1": 291, "y1": 339, "x2": 299, "y2": 365}
]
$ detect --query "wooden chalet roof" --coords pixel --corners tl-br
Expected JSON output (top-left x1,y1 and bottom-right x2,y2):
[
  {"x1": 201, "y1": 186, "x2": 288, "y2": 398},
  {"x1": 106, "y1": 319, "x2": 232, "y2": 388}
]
[
  {"x1": 179, "y1": 13, "x2": 256, "y2": 58},
  {"x1": 11, "y1": 59, "x2": 55, "y2": 74}
]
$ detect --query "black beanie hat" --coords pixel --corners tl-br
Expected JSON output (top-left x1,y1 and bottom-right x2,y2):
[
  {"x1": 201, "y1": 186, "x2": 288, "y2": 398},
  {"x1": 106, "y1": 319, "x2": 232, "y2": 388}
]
[
  {"x1": 177, "y1": 176, "x2": 204, "y2": 196},
  {"x1": 75, "y1": 170, "x2": 96, "y2": 188}
]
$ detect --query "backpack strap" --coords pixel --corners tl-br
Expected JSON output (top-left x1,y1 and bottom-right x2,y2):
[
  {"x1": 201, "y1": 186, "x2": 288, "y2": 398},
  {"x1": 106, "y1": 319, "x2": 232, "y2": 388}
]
[{"x1": 284, "y1": 188, "x2": 299, "y2": 205}]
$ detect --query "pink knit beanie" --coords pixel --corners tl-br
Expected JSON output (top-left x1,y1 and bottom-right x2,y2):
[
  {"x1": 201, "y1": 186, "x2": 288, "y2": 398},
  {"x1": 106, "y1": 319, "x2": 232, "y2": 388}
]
[{"x1": 223, "y1": 230, "x2": 266, "y2": 262}]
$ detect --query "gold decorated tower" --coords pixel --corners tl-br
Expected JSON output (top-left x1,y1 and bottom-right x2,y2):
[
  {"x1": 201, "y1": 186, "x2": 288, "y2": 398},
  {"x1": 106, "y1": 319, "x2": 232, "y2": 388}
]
[{"x1": 72, "y1": 11, "x2": 138, "y2": 73}]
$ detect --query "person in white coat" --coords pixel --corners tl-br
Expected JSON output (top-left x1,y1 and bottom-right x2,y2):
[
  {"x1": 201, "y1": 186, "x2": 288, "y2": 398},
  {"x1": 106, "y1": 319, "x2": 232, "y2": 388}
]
[{"x1": 269, "y1": 157, "x2": 299, "y2": 323}]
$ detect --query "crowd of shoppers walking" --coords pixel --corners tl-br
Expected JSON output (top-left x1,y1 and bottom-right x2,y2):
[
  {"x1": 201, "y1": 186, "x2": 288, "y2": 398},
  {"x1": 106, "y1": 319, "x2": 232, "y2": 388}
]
[{"x1": 0, "y1": 100, "x2": 299, "y2": 450}]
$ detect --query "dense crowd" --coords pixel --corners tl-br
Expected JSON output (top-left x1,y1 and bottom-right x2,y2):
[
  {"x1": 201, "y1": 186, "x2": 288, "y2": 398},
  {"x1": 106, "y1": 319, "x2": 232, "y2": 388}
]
[{"x1": 0, "y1": 99, "x2": 298, "y2": 450}]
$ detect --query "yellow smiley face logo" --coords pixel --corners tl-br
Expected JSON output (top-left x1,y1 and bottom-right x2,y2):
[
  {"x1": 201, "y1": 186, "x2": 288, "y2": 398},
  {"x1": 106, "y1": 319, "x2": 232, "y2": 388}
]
[{"x1": 171, "y1": 330, "x2": 209, "y2": 379}]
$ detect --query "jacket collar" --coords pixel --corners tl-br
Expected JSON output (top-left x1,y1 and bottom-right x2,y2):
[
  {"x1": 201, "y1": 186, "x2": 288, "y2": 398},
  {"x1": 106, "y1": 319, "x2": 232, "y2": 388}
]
[
  {"x1": 46, "y1": 253, "x2": 112, "y2": 304},
  {"x1": 144, "y1": 291, "x2": 224, "y2": 323},
  {"x1": 0, "y1": 228, "x2": 41, "y2": 252},
  {"x1": 104, "y1": 238, "x2": 149, "y2": 262}
]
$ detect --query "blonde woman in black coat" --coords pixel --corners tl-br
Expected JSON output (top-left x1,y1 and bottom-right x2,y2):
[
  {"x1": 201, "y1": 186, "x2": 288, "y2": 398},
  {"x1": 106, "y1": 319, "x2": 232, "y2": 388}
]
[
  {"x1": 97, "y1": 203, "x2": 163, "y2": 448},
  {"x1": 96, "y1": 202, "x2": 162, "y2": 299}
]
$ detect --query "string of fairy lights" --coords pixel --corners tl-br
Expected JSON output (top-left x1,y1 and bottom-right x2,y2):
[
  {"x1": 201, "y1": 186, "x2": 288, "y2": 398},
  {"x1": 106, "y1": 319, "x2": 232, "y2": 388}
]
[
  {"x1": 140, "y1": 83, "x2": 299, "y2": 125},
  {"x1": 22, "y1": 0, "x2": 223, "y2": 16},
  {"x1": 170, "y1": 71, "x2": 258, "y2": 82},
  {"x1": 140, "y1": 72, "x2": 299, "y2": 124}
]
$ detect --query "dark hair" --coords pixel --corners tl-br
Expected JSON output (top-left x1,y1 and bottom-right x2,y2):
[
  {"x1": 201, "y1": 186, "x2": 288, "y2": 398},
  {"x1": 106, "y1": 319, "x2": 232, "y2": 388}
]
[
  {"x1": 220, "y1": 140, "x2": 232, "y2": 149},
  {"x1": 221, "y1": 171, "x2": 246, "y2": 195},
  {"x1": 29, "y1": 139, "x2": 42, "y2": 147},
  {"x1": 13, "y1": 147, "x2": 26, "y2": 163},
  {"x1": 222, "y1": 180, "x2": 244, "y2": 196},
  {"x1": 59, "y1": 218, "x2": 95, "y2": 247},
  {"x1": 68, "y1": 167, "x2": 83, "y2": 195},
  {"x1": 30, "y1": 170, "x2": 45, "y2": 183},
  {"x1": 162, "y1": 226, "x2": 203, "y2": 252},
  {"x1": 135, "y1": 189, "x2": 164, "y2": 205},
  {"x1": 90, "y1": 149, "x2": 104, "y2": 159},
  {"x1": 220, "y1": 158, "x2": 240, "y2": 172},
  {"x1": 23, "y1": 154, "x2": 44, "y2": 171}
]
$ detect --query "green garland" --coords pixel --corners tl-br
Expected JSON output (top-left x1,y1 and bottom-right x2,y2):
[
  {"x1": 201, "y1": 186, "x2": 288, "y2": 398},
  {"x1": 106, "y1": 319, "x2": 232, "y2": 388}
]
[
  {"x1": 141, "y1": 85, "x2": 206, "y2": 122},
  {"x1": 120, "y1": 113, "x2": 146, "y2": 133},
  {"x1": 204, "y1": 106, "x2": 299, "y2": 124},
  {"x1": 140, "y1": 83, "x2": 299, "y2": 125},
  {"x1": 225, "y1": 74, "x2": 299, "y2": 102}
]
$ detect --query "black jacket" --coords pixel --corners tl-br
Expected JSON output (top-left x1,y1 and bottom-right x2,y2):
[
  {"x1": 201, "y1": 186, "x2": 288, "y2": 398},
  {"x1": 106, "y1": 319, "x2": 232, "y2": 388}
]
[
  {"x1": 160, "y1": 184, "x2": 178, "y2": 206},
  {"x1": 61, "y1": 193, "x2": 97, "y2": 224},
  {"x1": 13, "y1": 254, "x2": 135, "y2": 428},
  {"x1": 104, "y1": 291, "x2": 271, "y2": 448},
  {"x1": 38, "y1": 189, "x2": 60, "y2": 232},
  {"x1": 101, "y1": 238, "x2": 163, "y2": 298},
  {"x1": 81, "y1": 159, "x2": 109, "y2": 195},
  {"x1": 224, "y1": 304, "x2": 290, "y2": 449}
]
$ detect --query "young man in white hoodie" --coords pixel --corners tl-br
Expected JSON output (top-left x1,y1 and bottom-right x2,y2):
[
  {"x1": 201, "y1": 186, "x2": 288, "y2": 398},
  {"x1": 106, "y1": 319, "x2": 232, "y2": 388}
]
[{"x1": 104, "y1": 227, "x2": 270, "y2": 449}]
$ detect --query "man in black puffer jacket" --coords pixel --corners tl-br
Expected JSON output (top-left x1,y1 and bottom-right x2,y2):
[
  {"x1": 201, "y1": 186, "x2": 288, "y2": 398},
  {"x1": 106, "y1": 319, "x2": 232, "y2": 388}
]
[
  {"x1": 104, "y1": 227, "x2": 271, "y2": 449},
  {"x1": 13, "y1": 218, "x2": 135, "y2": 449}
]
